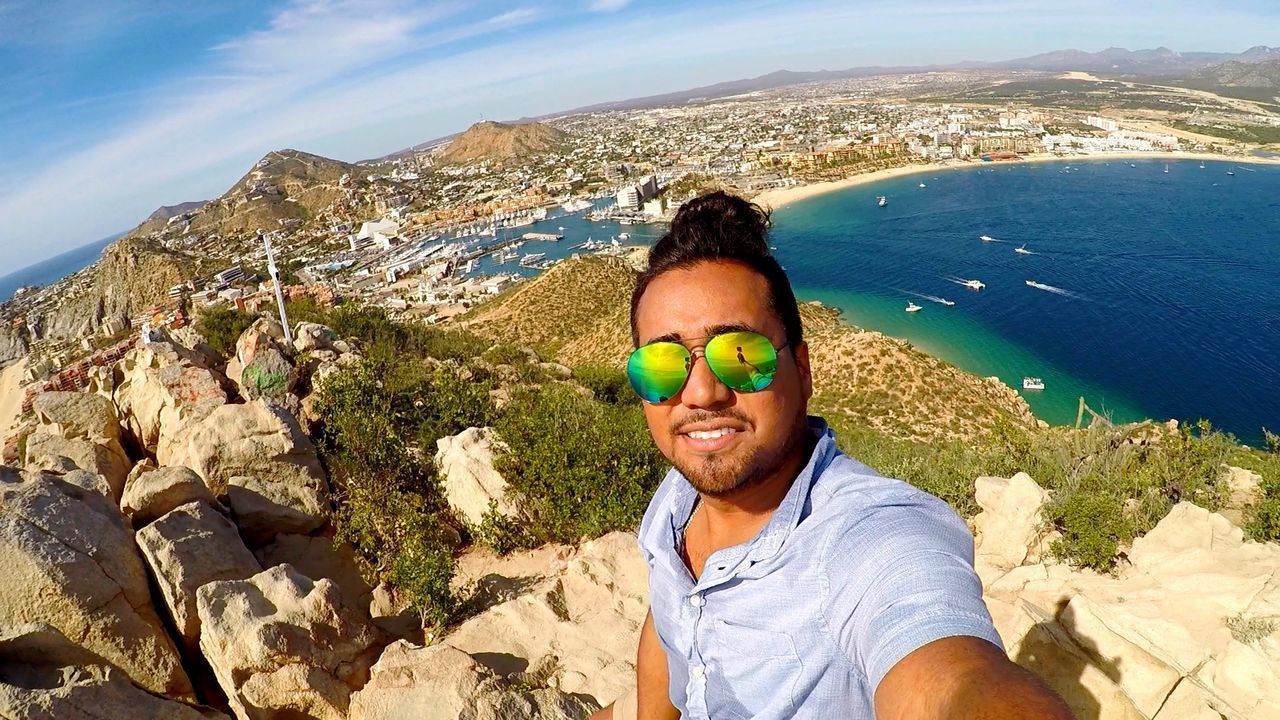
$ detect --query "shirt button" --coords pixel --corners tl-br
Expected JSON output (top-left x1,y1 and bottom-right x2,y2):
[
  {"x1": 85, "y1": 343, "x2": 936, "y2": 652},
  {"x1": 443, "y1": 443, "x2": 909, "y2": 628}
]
[
  {"x1": 691, "y1": 665, "x2": 705, "y2": 679},
  {"x1": 689, "y1": 593, "x2": 704, "y2": 608}
]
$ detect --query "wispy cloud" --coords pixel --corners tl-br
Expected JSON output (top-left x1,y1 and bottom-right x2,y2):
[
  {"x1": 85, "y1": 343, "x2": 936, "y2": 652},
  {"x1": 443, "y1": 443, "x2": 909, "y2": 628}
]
[{"x1": 587, "y1": 0, "x2": 631, "y2": 11}]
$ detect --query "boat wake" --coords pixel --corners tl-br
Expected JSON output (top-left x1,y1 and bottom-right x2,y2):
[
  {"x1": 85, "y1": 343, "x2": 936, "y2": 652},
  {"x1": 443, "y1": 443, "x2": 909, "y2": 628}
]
[
  {"x1": 1025, "y1": 280, "x2": 1085, "y2": 300},
  {"x1": 892, "y1": 287, "x2": 956, "y2": 306}
]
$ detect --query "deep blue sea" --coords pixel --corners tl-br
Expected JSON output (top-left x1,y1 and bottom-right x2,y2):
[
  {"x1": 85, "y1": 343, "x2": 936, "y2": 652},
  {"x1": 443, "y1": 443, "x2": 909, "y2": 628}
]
[
  {"x1": 0, "y1": 233, "x2": 121, "y2": 302},
  {"x1": 769, "y1": 159, "x2": 1280, "y2": 446}
]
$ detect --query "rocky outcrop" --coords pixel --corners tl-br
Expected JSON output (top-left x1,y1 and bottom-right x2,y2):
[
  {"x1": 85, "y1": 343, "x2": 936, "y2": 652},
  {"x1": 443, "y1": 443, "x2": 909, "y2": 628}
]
[
  {"x1": 113, "y1": 341, "x2": 227, "y2": 456},
  {"x1": 136, "y1": 501, "x2": 261, "y2": 653},
  {"x1": 349, "y1": 643, "x2": 596, "y2": 720},
  {"x1": 253, "y1": 533, "x2": 373, "y2": 616},
  {"x1": 293, "y1": 323, "x2": 336, "y2": 354},
  {"x1": 435, "y1": 427, "x2": 518, "y2": 527},
  {"x1": 196, "y1": 564, "x2": 386, "y2": 720},
  {"x1": 973, "y1": 471, "x2": 1054, "y2": 573},
  {"x1": 225, "y1": 321, "x2": 297, "y2": 402},
  {"x1": 977, "y1": 474, "x2": 1280, "y2": 720},
  {"x1": 158, "y1": 400, "x2": 329, "y2": 543},
  {"x1": 0, "y1": 324, "x2": 28, "y2": 369},
  {"x1": 0, "y1": 623, "x2": 226, "y2": 720},
  {"x1": 444, "y1": 532, "x2": 648, "y2": 706},
  {"x1": 22, "y1": 392, "x2": 131, "y2": 500},
  {"x1": 120, "y1": 463, "x2": 219, "y2": 528},
  {"x1": 0, "y1": 466, "x2": 191, "y2": 699}
]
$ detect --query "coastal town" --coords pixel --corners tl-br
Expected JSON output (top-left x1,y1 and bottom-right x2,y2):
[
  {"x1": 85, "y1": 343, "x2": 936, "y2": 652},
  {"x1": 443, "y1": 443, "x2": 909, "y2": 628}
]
[{"x1": 3, "y1": 67, "x2": 1279, "y2": 414}]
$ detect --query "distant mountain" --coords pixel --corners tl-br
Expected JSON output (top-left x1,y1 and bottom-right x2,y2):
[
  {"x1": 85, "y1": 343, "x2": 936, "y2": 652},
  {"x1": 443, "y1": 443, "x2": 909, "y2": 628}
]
[
  {"x1": 146, "y1": 200, "x2": 207, "y2": 223},
  {"x1": 995, "y1": 45, "x2": 1280, "y2": 75},
  {"x1": 439, "y1": 121, "x2": 568, "y2": 164},
  {"x1": 1194, "y1": 58, "x2": 1280, "y2": 88}
]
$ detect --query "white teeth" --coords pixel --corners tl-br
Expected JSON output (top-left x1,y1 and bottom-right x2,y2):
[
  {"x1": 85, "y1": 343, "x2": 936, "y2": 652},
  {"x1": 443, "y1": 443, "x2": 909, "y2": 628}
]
[{"x1": 688, "y1": 428, "x2": 735, "y2": 440}]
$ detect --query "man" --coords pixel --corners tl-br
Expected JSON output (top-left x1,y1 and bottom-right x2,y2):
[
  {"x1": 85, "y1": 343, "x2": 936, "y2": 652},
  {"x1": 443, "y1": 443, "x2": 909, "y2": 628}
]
[{"x1": 593, "y1": 192, "x2": 1072, "y2": 719}]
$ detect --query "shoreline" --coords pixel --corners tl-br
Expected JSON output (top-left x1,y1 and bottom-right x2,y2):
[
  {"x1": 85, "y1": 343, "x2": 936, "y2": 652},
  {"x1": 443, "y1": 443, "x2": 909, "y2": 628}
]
[{"x1": 753, "y1": 150, "x2": 1280, "y2": 211}]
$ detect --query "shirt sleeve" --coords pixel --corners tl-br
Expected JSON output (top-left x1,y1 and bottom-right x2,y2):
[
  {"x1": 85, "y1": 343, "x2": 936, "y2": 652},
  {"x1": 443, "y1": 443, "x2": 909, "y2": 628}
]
[{"x1": 822, "y1": 494, "x2": 1005, "y2": 693}]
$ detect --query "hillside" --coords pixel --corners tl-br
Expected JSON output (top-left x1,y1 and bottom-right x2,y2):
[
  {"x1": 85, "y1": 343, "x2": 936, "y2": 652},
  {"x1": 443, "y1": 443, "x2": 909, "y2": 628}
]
[
  {"x1": 1195, "y1": 58, "x2": 1280, "y2": 88},
  {"x1": 460, "y1": 256, "x2": 1039, "y2": 442},
  {"x1": 440, "y1": 121, "x2": 568, "y2": 165}
]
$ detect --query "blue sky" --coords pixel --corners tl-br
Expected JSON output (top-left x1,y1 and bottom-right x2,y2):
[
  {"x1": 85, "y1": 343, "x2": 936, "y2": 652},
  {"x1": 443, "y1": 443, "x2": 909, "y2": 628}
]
[{"x1": 1, "y1": 0, "x2": 1277, "y2": 270}]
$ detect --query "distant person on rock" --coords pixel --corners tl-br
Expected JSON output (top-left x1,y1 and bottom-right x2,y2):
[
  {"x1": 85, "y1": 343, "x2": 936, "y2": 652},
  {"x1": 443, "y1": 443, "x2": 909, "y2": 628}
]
[{"x1": 592, "y1": 191, "x2": 1072, "y2": 720}]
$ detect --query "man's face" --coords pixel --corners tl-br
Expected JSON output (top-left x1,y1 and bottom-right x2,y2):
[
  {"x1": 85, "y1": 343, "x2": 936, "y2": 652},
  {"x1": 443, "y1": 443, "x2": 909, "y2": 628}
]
[{"x1": 633, "y1": 260, "x2": 812, "y2": 496}]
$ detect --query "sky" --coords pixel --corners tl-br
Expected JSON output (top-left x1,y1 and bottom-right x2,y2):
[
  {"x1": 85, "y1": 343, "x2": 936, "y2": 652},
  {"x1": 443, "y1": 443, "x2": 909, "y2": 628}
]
[{"x1": 1, "y1": 0, "x2": 1278, "y2": 270}]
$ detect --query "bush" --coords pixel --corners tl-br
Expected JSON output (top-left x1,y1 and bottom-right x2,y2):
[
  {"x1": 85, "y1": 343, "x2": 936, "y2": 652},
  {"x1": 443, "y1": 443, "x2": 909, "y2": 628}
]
[
  {"x1": 326, "y1": 306, "x2": 488, "y2": 362},
  {"x1": 573, "y1": 365, "x2": 637, "y2": 405},
  {"x1": 195, "y1": 305, "x2": 258, "y2": 357},
  {"x1": 494, "y1": 384, "x2": 667, "y2": 545},
  {"x1": 1247, "y1": 497, "x2": 1280, "y2": 542},
  {"x1": 472, "y1": 500, "x2": 534, "y2": 555},
  {"x1": 1048, "y1": 491, "x2": 1130, "y2": 571}
]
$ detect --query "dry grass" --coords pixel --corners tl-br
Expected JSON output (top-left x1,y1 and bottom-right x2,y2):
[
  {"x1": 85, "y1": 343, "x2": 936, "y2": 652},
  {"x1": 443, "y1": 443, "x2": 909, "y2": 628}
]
[{"x1": 460, "y1": 260, "x2": 1037, "y2": 443}]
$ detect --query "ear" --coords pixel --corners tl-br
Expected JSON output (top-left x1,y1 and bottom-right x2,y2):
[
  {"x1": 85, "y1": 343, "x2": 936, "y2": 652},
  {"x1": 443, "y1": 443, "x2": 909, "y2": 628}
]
[{"x1": 793, "y1": 341, "x2": 812, "y2": 402}]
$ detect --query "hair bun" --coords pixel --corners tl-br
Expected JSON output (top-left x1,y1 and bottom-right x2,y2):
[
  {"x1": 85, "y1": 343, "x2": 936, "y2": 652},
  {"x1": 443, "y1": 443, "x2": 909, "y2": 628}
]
[{"x1": 665, "y1": 190, "x2": 772, "y2": 258}]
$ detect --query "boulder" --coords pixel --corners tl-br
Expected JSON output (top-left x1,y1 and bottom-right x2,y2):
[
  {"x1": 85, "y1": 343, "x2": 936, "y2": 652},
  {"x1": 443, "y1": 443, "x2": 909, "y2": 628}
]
[
  {"x1": 443, "y1": 532, "x2": 648, "y2": 707},
  {"x1": 973, "y1": 472, "x2": 1052, "y2": 573},
  {"x1": 0, "y1": 623, "x2": 226, "y2": 720},
  {"x1": 23, "y1": 392, "x2": 132, "y2": 500},
  {"x1": 226, "y1": 326, "x2": 296, "y2": 402},
  {"x1": 113, "y1": 341, "x2": 228, "y2": 456},
  {"x1": 136, "y1": 501, "x2": 261, "y2": 653},
  {"x1": 253, "y1": 533, "x2": 373, "y2": 615},
  {"x1": 1221, "y1": 465, "x2": 1263, "y2": 526},
  {"x1": 120, "y1": 464, "x2": 219, "y2": 528},
  {"x1": 196, "y1": 564, "x2": 386, "y2": 720},
  {"x1": 0, "y1": 466, "x2": 192, "y2": 699},
  {"x1": 349, "y1": 643, "x2": 597, "y2": 720},
  {"x1": 293, "y1": 323, "x2": 336, "y2": 354},
  {"x1": 435, "y1": 427, "x2": 518, "y2": 527},
  {"x1": 157, "y1": 400, "x2": 329, "y2": 542}
]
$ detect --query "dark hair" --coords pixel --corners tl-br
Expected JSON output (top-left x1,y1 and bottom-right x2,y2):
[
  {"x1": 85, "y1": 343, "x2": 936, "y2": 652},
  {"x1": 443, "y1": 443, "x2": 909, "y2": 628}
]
[{"x1": 630, "y1": 190, "x2": 803, "y2": 348}]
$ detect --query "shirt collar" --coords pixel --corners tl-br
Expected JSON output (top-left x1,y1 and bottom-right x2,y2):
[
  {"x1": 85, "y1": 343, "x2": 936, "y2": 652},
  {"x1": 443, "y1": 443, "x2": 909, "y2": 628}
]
[{"x1": 666, "y1": 416, "x2": 838, "y2": 562}]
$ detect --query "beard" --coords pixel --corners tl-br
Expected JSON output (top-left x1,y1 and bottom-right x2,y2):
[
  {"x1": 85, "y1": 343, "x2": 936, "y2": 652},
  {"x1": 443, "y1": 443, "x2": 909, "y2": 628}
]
[{"x1": 671, "y1": 411, "x2": 807, "y2": 498}]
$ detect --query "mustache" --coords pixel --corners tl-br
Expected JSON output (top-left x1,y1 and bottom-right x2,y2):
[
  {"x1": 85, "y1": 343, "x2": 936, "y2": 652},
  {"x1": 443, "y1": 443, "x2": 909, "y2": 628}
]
[{"x1": 671, "y1": 409, "x2": 752, "y2": 435}]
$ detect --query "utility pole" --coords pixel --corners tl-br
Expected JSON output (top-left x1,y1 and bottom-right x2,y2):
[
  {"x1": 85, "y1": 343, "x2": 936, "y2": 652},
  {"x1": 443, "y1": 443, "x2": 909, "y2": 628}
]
[{"x1": 261, "y1": 231, "x2": 294, "y2": 347}]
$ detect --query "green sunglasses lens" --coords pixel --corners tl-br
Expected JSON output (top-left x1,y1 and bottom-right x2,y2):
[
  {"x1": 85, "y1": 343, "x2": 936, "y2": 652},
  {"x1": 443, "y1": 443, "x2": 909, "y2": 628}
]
[
  {"x1": 627, "y1": 342, "x2": 692, "y2": 403},
  {"x1": 705, "y1": 331, "x2": 779, "y2": 392}
]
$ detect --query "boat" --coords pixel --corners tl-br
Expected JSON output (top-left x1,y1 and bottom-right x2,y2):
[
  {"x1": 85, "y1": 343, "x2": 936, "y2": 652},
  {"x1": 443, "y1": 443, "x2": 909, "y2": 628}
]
[
  {"x1": 1227, "y1": 171, "x2": 1235, "y2": 176},
  {"x1": 939, "y1": 298, "x2": 956, "y2": 306},
  {"x1": 618, "y1": 232, "x2": 630, "y2": 240},
  {"x1": 518, "y1": 252, "x2": 547, "y2": 268},
  {"x1": 1015, "y1": 244, "x2": 1031, "y2": 255},
  {"x1": 1022, "y1": 377, "x2": 1045, "y2": 391},
  {"x1": 561, "y1": 198, "x2": 592, "y2": 213},
  {"x1": 1199, "y1": 162, "x2": 1205, "y2": 169},
  {"x1": 918, "y1": 182, "x2": 927, "y2": 188},
  {"x1": 1164, "y1": 164, "x2": 1170, "y2": 174},
  {"x1": 876, "y1": 196, "x2": 887, "y2": 207},
  {"x1": 1129, "y1": 163, "x2": 1136, "y2": 168},
  {"x1": 905, "y1": 302, "x2": 922, "y2": 313},
  {"x1": 963, "y1": 279, "x2": 985, "y2": 290},
  {"x1": 979, "y1": 235, "x2": 995, "y2": 242}
]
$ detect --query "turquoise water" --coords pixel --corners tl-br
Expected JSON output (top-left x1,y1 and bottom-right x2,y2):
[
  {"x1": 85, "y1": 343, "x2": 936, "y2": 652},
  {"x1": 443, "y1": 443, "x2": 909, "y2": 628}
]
[
  {"x1": 1, "y1": 233, "x2": 121, "y2": 302},
  {"x1": 769, "y1": 159, "x2": 1280, "y2": 445}
]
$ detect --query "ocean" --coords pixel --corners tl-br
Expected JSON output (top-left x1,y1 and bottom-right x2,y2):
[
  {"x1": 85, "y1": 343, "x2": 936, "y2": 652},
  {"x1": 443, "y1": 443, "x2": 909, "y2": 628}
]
[
  {"x1": 769, "y1": 159, "x2": 1280, "y2": 445},
  {"x1": 0, "y1": 233, "x2": 122, "y2": 302}
]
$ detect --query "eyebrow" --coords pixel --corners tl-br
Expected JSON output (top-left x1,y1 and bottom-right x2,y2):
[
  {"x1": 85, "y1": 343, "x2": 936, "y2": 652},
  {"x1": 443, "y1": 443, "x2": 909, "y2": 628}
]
[{"x1": 644, "y1": 322, "x2": 759, "y2": 345}]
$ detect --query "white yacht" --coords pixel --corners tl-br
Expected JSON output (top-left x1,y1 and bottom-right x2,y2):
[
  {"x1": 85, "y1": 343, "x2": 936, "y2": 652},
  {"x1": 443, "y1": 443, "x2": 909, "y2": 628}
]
[
  {"x1": 979, "y1": 235, "x2": 995, "y2": 242},
  {"x1": 1015, "y1": 244, "x2": 1032, "y2": 255},
  {"x1": 963, "y1": 279, "x2": 985, "y2": 290},
  {"x1": 877, "y1": 196, "x2": 887, "y2": 207},
  {"x1": 1022, "y1": 377, "x2": 1045, "y2": 391},
  {"x1": 918, "y1": 182, "x2": 927, "y2": 188},
  {"x1": 905, "y1": 302, "x2": 923, "y2": 313},
  {"x1": 939, "y1": 298, "x2": 956, "y2": 306},
  {"x1": 519, "y1": 252, "x2": 547, "y2": 267},
  {"x1": 562, "y1": 198, "x2": 592, "y2": 213}
]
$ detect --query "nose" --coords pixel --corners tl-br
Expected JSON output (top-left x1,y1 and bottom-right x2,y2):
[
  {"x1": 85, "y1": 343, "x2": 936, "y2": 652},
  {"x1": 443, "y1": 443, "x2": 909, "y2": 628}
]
[{"x1": 679, "y1": 352, "x2": 733, "y2": 409}]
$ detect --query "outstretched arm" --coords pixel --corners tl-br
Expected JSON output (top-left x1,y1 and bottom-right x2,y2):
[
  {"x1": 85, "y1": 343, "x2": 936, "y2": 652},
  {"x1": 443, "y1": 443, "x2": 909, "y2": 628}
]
[{"x1": 875, "y1": 636, "x2": 1074, "y2": 720}]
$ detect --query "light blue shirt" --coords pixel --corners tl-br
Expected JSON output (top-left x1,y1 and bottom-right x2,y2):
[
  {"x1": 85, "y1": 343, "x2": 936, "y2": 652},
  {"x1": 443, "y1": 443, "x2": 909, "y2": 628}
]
[{"x1": 638, "y1": 417, "x2": 1003, "y2": 719}]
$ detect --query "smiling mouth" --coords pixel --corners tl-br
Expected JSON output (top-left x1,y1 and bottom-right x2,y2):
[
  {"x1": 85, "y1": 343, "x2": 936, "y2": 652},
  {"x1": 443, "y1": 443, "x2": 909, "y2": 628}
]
[{"x1": 686, "y1": 427, "x2": 737, "y2": 441}]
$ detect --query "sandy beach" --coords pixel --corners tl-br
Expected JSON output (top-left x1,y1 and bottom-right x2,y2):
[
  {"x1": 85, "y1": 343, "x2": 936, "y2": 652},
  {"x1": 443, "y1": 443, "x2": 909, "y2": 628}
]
[
  {"x1": 0, "y1": 357, "x2": 28, "y2": 440},
  {"x1": 752, "y1": 150, "x2": 1280, "y2": 211}
]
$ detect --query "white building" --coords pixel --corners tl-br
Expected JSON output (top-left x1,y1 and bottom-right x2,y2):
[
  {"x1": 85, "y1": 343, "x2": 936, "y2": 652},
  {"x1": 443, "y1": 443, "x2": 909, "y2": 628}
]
[{"x1": 357, "y1": 218, "x2": 401, "y2": 250}]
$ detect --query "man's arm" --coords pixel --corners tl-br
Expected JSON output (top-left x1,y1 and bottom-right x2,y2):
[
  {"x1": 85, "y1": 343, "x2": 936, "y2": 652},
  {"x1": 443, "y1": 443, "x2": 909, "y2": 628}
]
[
  {"x1": 875, "y1": 636, "x2": 1074, "y2": 720},
  {"x1": 589, "y1": 610, "x2": 679, "y2": 720}
]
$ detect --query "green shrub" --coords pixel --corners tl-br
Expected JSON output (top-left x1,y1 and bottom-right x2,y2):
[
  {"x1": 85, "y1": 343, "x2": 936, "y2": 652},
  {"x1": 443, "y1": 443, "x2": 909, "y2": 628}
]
[
  {"x1": 1049, "y1": 491, "x2": 1130, "y2": 571},
  {"x1": 195, "y1": 305, "x2": 258, "y2": 357},
  {"x1": 325, "y1": 306, "x2": 489, "y2": 362},
  {"x1": 481, "y1": 343, "x2": 529, "y2": 367},
  {"x1": 573, "y1": 365, "x2": 637, "y2": 405},
  {"x1": 494, "y1": 384, "x2": 667, "y2": 545},
  {"x1": 472, "y1": 500, "x2": 534, "y2": 555}
]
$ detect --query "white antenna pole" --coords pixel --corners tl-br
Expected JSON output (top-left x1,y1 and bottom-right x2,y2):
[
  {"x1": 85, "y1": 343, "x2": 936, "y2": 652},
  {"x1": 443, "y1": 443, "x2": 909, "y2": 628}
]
[{"x1": 262, "y1": 232, "x2": 294, "y2": 346}]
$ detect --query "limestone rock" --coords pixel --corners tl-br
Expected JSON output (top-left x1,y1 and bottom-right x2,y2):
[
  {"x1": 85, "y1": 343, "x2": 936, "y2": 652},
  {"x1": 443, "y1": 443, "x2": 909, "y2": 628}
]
[
  {"x1": 253, "y1": 533, "x2": 373, "y2": 615},
  {"x1": 0, "y1": 623, "x2": 226, "y2": 720},
  {"x1": 31, "y1": 391, "x2": 123, "y2": 443},
  {"x1": 196, "y1": 564, "x2": 386, "y2": 720},
  {"x1": 293, "y1": 323, "x2": 336, "y2": 353},
  {"x1": 113, "y1": 341, "x2": 228, "y2": 456},
  {"x1": 349, "y1": 642, "x2": 596, "y2": 720},
  {"x1": 23, "y1": 433, "x2": 131, "y2": 501},
  {"x1": 157, "y1": 400, "x2": 329, "y2": 541},
  {"x1": 435, "y1": 427, "x2": 518, "y2": 527},
  {"x1": 973, "y1": 472, "x2": 1052, "y2": 573},
  {"x1": 121, "y1": 464, "x2": 219, "y2": 528},
  {"x1": 23, "y1": 392, "x2": 132, "y2": 500},
  {"x1": 0, "y1": 466, "x2": 192, "y2": 698},
  {"x1": 136, "y1": 501, "x2": 261, "y2": 653},
  {"x1": 443, "y1": 532, "x2": 648, "y2": 707},
  {"x1": 1221, "y1": 465, "x2": 1263, "y2": 526}
]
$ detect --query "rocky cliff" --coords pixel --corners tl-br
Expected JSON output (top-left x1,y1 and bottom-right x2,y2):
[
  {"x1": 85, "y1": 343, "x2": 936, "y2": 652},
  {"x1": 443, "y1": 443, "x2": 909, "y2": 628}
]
[{"x1": 441, "y1": 121, "x2": 568, "y2": 165}]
